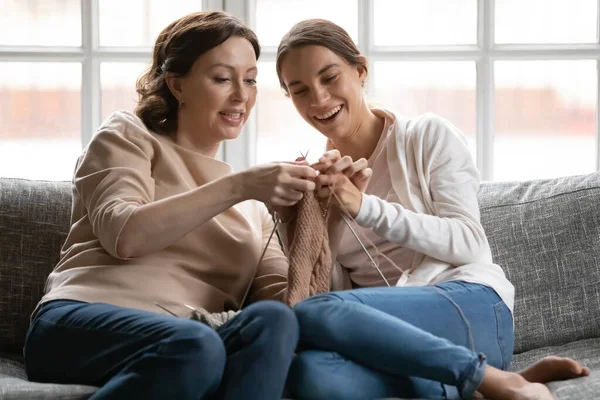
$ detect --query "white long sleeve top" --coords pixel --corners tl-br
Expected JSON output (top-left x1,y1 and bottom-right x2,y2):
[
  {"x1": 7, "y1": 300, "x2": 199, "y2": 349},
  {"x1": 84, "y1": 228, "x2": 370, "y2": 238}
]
[{"x1": 331, "y1": 108, "x2": 515, "y2": 312}]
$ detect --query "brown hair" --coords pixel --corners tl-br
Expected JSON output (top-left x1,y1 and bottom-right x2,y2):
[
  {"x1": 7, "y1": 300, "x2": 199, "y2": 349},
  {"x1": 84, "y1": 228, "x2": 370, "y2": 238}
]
[
  {"x1": 275, "y1": 19, "x2": 367, "y2": 96},
  {"x1": 135, "y1": 11, "x2": 260, "y2": 135}
]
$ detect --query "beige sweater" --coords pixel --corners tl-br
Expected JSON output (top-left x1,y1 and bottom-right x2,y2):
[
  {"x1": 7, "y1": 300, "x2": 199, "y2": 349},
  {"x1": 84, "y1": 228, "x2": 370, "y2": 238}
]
[{"x1": 38, "y1": 111, "x2": 288, "y2": 317}]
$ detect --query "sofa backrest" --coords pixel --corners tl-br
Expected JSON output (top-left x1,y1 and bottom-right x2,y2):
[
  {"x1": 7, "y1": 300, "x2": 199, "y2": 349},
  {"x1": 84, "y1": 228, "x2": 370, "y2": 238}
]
[
  {"x1": 1, "y1": 173, "x2": 600, "y2": 356},
  {"x1": 0, "y1": 178, "x2": 72, "y2": 355},
  {"x1": 479, "y1": 172, "x2": 600, "y2": 353}
]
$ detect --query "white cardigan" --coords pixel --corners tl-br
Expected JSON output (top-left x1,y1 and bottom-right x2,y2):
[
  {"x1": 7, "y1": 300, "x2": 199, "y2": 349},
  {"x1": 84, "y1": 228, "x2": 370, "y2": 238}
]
[{"x1": 331, "y1": 108, "x2": 515, "y2": 313}]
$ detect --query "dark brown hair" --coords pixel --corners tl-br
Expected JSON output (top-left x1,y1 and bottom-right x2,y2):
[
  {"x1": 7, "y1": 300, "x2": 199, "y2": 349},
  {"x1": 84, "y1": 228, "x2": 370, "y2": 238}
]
[
  {"x1": 275, "y1": 19, "x2": 367, "y2": 96},
  {"x1": 135, "y1": 11, "x2": 260, "y2": 135}
]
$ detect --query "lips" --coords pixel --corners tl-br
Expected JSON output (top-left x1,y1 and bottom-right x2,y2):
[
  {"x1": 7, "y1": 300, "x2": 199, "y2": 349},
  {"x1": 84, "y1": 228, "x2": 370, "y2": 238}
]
[
  {"x1": 219, "y1": 110, "x2": 244, "y2": 126},
  {"x1": 315, "y1": 105, "x2": 342, "y2": 121}
]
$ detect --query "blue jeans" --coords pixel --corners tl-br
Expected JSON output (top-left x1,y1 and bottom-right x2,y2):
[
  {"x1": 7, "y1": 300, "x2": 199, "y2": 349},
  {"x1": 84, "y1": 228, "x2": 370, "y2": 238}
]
[
  {"x1": 288, "y1": 281, "x2": 514, "y2": 400},
  {"x1": 24, "y1": 299, "x2": 299, "y2": 400}
]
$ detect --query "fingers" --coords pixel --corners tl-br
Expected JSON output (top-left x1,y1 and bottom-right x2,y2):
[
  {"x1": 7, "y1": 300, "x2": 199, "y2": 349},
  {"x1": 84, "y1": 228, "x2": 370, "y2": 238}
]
[
  {"x1": 331, "y1": 157, "x2": 368, "y2": 177},
  {"x1": 350, "y1": 167, "x2": 373, "y2": 192},
  {"x1": 311, "y1": 149, "x2": 341, "y2": 172},
  {"x1": 282, "y1": 163, "x2": 317, "y2": 179}
]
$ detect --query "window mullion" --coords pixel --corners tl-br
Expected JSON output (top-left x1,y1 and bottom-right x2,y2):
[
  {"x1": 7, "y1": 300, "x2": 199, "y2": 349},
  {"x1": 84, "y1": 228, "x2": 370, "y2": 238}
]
[
  {"x1": 596, "y1": 0, "x2": 600, "y2": 171},
  {"x1": 81, "y1": 0, "x2": 101, "y2": 148},
  {"x1": 476, "y1": 0, "x2": 494, "y2": 181},
  {"x1": 358, "y1": 0, "x2": 373, "y2": 92}
]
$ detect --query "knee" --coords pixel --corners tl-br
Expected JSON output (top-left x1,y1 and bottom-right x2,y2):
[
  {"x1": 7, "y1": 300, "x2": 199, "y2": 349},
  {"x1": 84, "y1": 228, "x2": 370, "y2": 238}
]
[
  {"x1": 293, "y1": 293, "x2": 342, "y2": 329},
  {"x1": 288, "y1": 351, "x2": 356, "y2": 400},
  {"x1": 243, "y1": 300, "x2": 299, "y2": 344},
  {"x1": 160, "y1": 320, "x2": 226, "y2": 386}
]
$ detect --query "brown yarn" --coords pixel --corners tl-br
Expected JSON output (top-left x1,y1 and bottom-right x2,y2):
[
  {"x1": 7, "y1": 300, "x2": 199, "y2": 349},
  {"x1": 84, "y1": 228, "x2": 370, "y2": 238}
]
[{"x1": 285, "y1": 191, "x2": 332, "y2": 306}]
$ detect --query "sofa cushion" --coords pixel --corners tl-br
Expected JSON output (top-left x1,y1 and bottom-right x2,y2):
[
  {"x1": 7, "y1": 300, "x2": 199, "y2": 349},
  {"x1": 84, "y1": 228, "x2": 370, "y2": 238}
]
[
  {"x1": 509, "y1": 337, "x2": 600, "y2": 400},
  {"x1": 0, "y1": 178, "x2": 72, "y2": 355},
  {"x1": 479, "y1": 173, "x2": 600, "y2": 353},
  {"x1": 0, "y1": 355, "x2": 96, "y2": 400}
]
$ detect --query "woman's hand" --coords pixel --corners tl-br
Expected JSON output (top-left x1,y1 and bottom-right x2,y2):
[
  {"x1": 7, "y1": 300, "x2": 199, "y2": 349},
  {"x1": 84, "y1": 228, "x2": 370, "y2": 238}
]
[
  {"x1": 311, "y1": 150, "x2": 373, "y2": 218},
  {"x1": 240, "y1": 161, "x2": 317, "y2": 208}
]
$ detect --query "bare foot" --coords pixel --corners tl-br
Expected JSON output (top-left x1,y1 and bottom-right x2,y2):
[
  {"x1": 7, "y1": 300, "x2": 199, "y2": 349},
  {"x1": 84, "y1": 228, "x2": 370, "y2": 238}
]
[
  {"x1": 518, "y1": 356, "x2": 590, "y2": 383},
  {"x1": 479, "y1": 368, "x2": 555, "y2": 400},
  {"x1": 510, "y1": 382, "x2": 555, "y2": 400}
]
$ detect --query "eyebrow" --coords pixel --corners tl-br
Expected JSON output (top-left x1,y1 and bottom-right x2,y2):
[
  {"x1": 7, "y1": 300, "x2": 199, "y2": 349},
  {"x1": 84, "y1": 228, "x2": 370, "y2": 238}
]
[
  {"x1": 210, "y1": 63, "x2": 257, "y2": 72},
  {"x1": 287, "y1": 63, "x2": 339, "y2": 88}
]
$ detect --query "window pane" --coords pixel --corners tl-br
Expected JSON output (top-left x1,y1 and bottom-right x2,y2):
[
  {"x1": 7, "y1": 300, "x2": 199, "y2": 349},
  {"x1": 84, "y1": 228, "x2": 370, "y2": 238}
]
[
  {"x1": 372, "y1": 61, "x2": 476, "y2": 158},
  {"x1": 0, "y1": 63, "x2": 81, "y2": 181},
  {"x1": 255, "y1": 0, "x2": 358, "y2": 47},
  {"x1": 374, "y1": 0, "x2": 476, "y2": 46},
  {"x1": 255, "y1": 62, "x2": 327, "y2": 165},
  {"x1": 99, "y1": 0, "x2": 202, "y2": 47},
  {"x1": 0, "y1": 0, "x2": 81, "y2": 46},
  {"x1": 495, "y1": 61, "x2": 596, "y2": 181},
  {"x1": 101, "y1": 63, "x2": 149, "y2": 121},
  {"x1": 496, "y1": 0, "x2": 598, "y2": 44}
]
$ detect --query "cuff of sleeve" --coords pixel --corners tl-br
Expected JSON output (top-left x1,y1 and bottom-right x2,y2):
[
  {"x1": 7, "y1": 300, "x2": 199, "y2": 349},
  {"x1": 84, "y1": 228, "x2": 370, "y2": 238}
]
[
  {"x1": 354, "y1": 193, "x2": 377, "y2": 227},
  {"x1": 107, "y1": 204, "x2": 138, "y2": 260}
]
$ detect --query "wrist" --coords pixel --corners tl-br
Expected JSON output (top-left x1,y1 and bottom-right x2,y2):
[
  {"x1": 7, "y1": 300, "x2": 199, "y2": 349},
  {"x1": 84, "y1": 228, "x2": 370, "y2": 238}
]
[{"x1": 228, "y1": 172, "x2": 251, "y2": 203}]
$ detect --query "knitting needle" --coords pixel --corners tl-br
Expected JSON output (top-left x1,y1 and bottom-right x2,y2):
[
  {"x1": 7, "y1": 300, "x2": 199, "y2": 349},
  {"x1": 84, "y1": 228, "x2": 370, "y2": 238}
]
[
  {"x1": 340, "y1": 213, "x2": 391, "y2": 287},
  {"x1": 299, "y1": 149, "x2": 310, "y2": 161},
  {"x1": 153, "y1": 302, "x2": 179, "y2": 317},
  {"x1": 237, "y1": 211, "x2": 281, "y2": 311}
]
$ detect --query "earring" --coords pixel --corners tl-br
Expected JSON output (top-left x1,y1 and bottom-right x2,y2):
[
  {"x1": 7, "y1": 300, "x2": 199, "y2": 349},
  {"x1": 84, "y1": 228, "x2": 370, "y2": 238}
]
[{"x1": 178, "y1": 99, "x2": 185, "y2": 108}]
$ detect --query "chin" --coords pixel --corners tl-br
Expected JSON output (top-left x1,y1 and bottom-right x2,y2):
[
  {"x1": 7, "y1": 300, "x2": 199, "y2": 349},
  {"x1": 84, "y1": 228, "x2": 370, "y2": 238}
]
[{"x1": 220, "y1": 128, "x2": 243, "y2": 141}]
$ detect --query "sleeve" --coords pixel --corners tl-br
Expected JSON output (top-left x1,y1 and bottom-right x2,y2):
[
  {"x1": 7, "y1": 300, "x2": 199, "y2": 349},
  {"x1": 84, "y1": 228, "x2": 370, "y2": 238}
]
[
  {"x1": 74, "y1": 120, "x2": 155, "y2": 259},
  {"x1": 245, "y1": 204, "x2": 288, "y2": 304},
  {"x1": 354, "y1": 114, "x2": 490, "y2": 265}
]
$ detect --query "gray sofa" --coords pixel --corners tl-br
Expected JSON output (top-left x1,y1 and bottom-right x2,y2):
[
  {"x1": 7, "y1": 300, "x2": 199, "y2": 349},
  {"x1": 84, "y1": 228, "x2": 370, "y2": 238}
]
[{"x1": 1, "y1": 173, "x2": 600, "y2": 399}]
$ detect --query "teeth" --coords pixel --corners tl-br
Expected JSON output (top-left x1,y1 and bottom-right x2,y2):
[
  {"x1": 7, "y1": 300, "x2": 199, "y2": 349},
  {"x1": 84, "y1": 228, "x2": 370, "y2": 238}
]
[
  {"x1": 316, "y1": 105, "x2": 341, "y2": 120},
  {"x1": 222, "y1": 112, "x2": 242, "y2": 119}
]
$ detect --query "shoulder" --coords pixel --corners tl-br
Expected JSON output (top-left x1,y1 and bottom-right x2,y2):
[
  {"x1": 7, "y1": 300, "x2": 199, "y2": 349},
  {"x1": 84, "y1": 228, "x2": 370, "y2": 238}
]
[
  {"x1": 86, "y1": 111, "x2": 158, "y2": 157},
  {"x1": 387, "y1": 111, "x2": 473, "y2": 168},
  {"x1": 405, "y1": 113, "x2": 467, "y2": 146}
]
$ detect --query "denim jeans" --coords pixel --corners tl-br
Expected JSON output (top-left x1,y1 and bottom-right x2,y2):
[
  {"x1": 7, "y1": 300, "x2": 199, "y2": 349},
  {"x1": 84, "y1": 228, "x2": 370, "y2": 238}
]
[
  {"x1": 287, "y1": 281, "x2": 514, "y2": 400},
  {"x1": 24, "y1": 299, "x2": 299, "y2": 400}
]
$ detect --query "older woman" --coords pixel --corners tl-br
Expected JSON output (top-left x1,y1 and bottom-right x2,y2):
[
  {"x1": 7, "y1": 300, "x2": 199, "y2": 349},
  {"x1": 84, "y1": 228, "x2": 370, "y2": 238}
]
[{"x1": 23, "y1": 11, "x2": 314, "y2": 400}]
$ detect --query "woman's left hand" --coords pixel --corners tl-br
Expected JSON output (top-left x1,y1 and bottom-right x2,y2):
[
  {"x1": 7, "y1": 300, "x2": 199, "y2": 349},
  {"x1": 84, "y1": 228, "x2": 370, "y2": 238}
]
[{"x1": 312, "y1": 151, "x2": 373, "y2": 218}]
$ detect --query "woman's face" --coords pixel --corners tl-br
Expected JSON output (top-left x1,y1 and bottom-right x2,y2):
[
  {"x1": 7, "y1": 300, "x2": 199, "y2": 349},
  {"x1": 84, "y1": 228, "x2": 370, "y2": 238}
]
[
  {"x1": 175, "y1": 36, "x2": 258, "y2": 144},
  {"x1": 279, "y1": 45, "x2": 366, "y2": 141}
]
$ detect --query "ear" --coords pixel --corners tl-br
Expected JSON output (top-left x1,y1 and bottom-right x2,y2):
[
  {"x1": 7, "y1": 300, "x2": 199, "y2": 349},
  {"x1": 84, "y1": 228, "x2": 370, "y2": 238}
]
[
  {"x1": 165, "y1": 73, "x2": 184, "y2": 103},
  {"x1": 356, "y1": 62, "x2": 368, "y2": 87}
]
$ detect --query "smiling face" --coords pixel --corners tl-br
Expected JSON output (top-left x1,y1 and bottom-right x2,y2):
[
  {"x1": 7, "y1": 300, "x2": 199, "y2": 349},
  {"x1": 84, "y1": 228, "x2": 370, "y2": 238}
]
[
  {"x1": 279, "y1": 45, "x2": 367, "y2": 141},
  {"x1": 169, "y1": 36, "x2": 258, "y2": 147}
]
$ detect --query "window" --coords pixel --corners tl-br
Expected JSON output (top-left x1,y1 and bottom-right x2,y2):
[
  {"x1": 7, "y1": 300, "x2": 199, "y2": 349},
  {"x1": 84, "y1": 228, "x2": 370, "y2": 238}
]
[
  {"x1": 245, "y1": 0, "x2": 600, "y2": 181},
  {"x1": 0, "y1": 0, "x2": 207, "y2": 180},
  {"x1": 1, "y1": 0, "x2": 599, "y2": 181}
]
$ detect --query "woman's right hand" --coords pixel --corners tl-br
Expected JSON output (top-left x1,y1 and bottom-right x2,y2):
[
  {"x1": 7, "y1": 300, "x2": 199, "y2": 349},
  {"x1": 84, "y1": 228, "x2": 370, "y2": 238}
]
[{"x1": 240, "y1": 161, "x2": 317, "y2": 207}]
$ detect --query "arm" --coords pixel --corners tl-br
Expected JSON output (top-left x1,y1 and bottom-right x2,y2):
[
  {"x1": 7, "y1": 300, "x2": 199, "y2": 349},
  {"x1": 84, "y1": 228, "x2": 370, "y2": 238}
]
[
  {"x1": 75, "y1": 125, "x2": 245, "y2": 259},
  {"x1": 77, "y1": 121, "x2": 317, "y2": 260},
  {"x1": 354, "y1": 115, "x2": 489, "y2": 265},
  {"x1": 245, "y1": 204, "x2": 288, "y2": 304}
]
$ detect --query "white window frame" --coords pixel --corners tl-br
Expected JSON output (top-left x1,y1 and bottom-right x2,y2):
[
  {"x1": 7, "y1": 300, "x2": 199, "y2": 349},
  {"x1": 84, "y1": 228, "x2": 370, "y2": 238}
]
[
  {"x1": 0, "y1": 0, "x2": 224, "y2": 157},
  {"x1": 225, "y1": 0, "x2": 600, "y2": 180},
  {"x1": 1, "y1": 0, "x2": 598, "y2": 180}
]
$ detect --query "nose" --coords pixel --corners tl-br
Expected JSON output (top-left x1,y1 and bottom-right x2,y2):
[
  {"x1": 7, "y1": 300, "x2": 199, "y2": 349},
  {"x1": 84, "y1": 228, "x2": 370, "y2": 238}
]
[
  {"x1": 310, "y1": 85, "x2": 330, "y2": 107},
  {"x1": 232, "y1": 80, "x2": 249, "y2": 103}
]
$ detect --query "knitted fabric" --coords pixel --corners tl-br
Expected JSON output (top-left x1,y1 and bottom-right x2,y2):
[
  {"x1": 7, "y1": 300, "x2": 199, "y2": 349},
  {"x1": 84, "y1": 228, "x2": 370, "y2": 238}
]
[
  {"x1": 285, "y1": 191, "x2": 332, "y2": 306},
  {"x1": 190, "y1": 308, "x2": 240, "y2": 329},
  {"x1": 185, "y1": 191, "x2": 332, "y2": 328}
]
